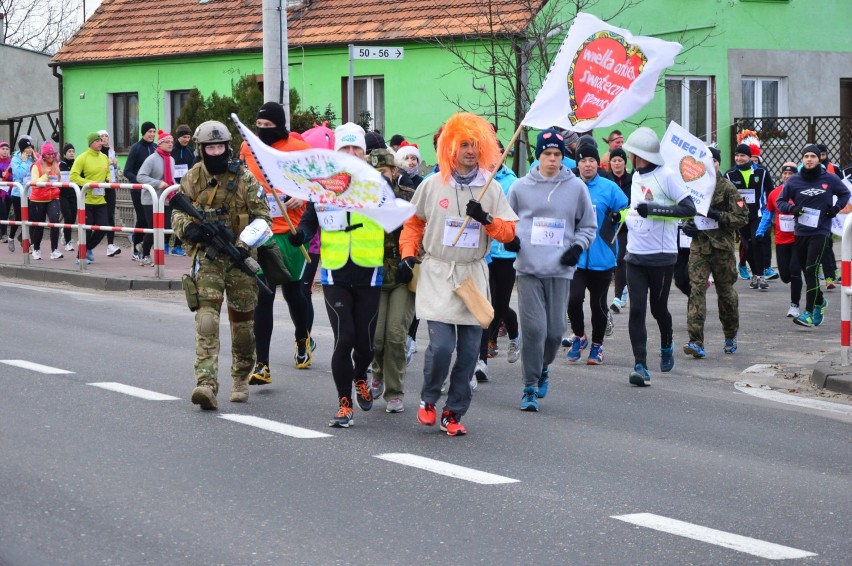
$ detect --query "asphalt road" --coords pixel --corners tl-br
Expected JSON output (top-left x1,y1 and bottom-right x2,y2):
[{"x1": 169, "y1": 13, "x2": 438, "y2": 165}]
[{"x1": 0, "y1": 278, "x2": 850, "y2": 565}]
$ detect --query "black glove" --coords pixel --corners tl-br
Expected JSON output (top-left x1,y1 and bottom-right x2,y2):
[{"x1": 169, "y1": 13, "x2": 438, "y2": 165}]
[
  {"x1": 235, "y1": 245, "x2": 251, "y2": 262},
  {"x1": 183, "y1": 222, "x2": 209, "y2": 244},
  {"x1": 465, "y1": 199, "x2": 492, "y2": 225},
  {"x1": 789, "y1": 205, "x2": 802, "y2": 217},
  {"x1": 395, "y1": 256, "x2": 421, "y2": 284},
  {"x1": 754, "y1": 233, "x2": 765, "y2": 243},
  {"x1": 503, "y1": 237, "x2": 521, "y2": 252},
  {"x1": 610, "y1": 211, "x2": 622, "y2": 225},
  {"x1": 213, "y1": 222, "x2": 235, "y2": 244},
  {"x1": 288, "y1": 229, "x2": 306, "y2": 247},
  {"x1": 560, "y1": 244, "x2": 583, "y2": 267},
  {"x1": 706, "y1": 207, "x2": 722, "y2": 221},
  {"x1": 826, "y1": 205, "x2": 841, "y2": 219},
  {"x1": 681, "y1": 221, "x2": 699, "y2": 238},
  {"x1": 636, "y1": 202, "x2": 649, "y2": 218}
]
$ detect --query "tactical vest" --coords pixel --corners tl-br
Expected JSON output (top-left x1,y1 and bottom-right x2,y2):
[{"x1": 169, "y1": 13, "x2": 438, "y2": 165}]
[
  {"x1": 189, "y1": 166, "x2": 250, "y2": 236},
  {"x1": 318, "y1": 210, "x2": 384, "y2": 270}
]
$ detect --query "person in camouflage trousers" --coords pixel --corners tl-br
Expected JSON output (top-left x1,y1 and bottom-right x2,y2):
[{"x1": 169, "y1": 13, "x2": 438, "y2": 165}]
[
  {"x1": 681, "y1": 147, "x2": 749, "y2": 358},
  {"x1": 171, "y1": 121, "x2": 272, "y2": 410}
]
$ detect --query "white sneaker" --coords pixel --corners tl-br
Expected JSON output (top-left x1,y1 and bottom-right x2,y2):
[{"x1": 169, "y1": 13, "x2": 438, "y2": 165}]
[
  {"x1": 140, "y1": 256, "x2": 153, "y2": 266},
  {"x1": 787, "y1": 304, "x2": 800, "y2": 318},
  {"x1": 50, "y1": 249, "x2": 63, "y2": 260},
  {"x1": 474, "y1": 359, "x2": 489, "y2": 383},
  {"x1": 64, "y1": 241, "x2": 75, "y2": 252},
  {"x1": 507, "y1": 336, "x2": 521, "y2": 363},
  {"x1": 31, "y1": 249, "x2": 42, "y2": 260},
  {"x1": 106, "y1": 243, "x2": 121, "y2": 257}
]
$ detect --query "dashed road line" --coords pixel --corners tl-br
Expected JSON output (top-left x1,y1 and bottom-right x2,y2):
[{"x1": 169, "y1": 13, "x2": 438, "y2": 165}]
[
  {"x1": 1, "y1": 359, "x2": 75, "y2": 374},
  {"x1": 218, "y1": 414, "x2": 332, "y2": 439},
  {"x1": 88, "y1": 382, "x2": 180, "y2": 401},
  {"x1": 612, "y1": 513, "x2": 817, "y2": 560},
  {"x1": 374, "y1": 452, "x2": 520, "y2": 485},
  {"x1": 735, "y1": 382, "x2": 852, "y2": 416}
]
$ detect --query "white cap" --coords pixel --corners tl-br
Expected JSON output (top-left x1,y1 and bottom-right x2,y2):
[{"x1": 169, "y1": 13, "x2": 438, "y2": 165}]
[
  {"x1": 97, "y1": 130, "x2": 109, "y2": 137},
  {"x1": 334, "y1": 122, "x2": 366, "y2": 152}
]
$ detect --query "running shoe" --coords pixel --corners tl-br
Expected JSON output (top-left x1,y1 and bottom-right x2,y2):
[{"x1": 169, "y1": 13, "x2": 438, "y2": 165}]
[
  {"x1": 329, "y1": 398, "x2": 354, "y2": 428},
  {"x1": 683, "y1": 341, "x2": 706, "y2": 358},
  {"x1": 813, "y1": 298, "x2": 828, "y2": 327},
  {"x1": 793, "y1": 310, "x2": 814, "y2": 328},
  {"x1": 787, "y1": 304, "x2": 800, "y2": 318},
  {"x1": 738, "y1": 265, "x2": 751, "y2": 280},
  {"x1": 31, "y1": 249, "x2": 42, "y2": 260},
  {"x1": 660, "y1": 344, "x2": 675, "y2": 371},
  {"x1": 536, "y1": 367, "x2": 550, "y2": 399},
  {"x1": 439, "y1": 410, "x2": 467, "y2": 436},
  {"x1": 629, "y1": 364, "x2": 651, "y2": 387},
  {"x1": 64, "y1": 241, "x2": 75, "y2": 252},
  {"x1": 386, "y1": 398, "x2": 404, "y2": 413},
  {"x1": 294, "y1": 336, "x2": 312, "y2": 369},
  {"x1": 605, "y1": 310, "x2": 615, "y2": 336},
  {"x1": 587, "y1": 343, "x2": 604, "y2": 365},
  {"x1": 370, "y1": 377, "x2": 385, "y2": 400},
  {"x1": 248, "y1": 361, "x2": 271, "y2": 385},
  {"x1": 825, "y1": 278, "x2": 836, "y2": 290},
  {"x1": 758, "y1": 276, "x2": 768, "y2": 290},
  {"x1": 507, "y1": 336, "x2": 521, "y2": 363},
  {"x1": 106, "y1": 243, "x2": 121, "y2": 257},
  {"x1": 86, "y1": 249, "x2": 95, "y2": 263},
  {"x1": 764, "y1": 267, "x2": 780, "y2": 281},
  {"x1": 724, "y1": 335, "x2": 738, "y2": 354},
  {"x1": 417, "y1": 401, "x2": 436, "y2": 426},
  {"x1": 474, "y1": 359, "x2": 489, "y2": 383},
  {"x1": 520, "y1": 387, "x2": 539, "y2": 412},
  {"x1": 49, "y1": 249, "x2": 63, "y2": 260},
  {"x1": 610, "y1": 297, "x2": 622, "y2": 314},
  {"x1": 566, "y1": 334, "x2": 588, "y2": 362},
  {"x1": 354, "y1": 379, "x2": 373, "y2": 411},
  {"x1": 171, "y1": 245, "x2": 187, "y2": 256},
  {"x1": 487, "y1": 340, "x2": 499, "y2": 358},
  {"x1": 749, "y1": 275, "x2": 759, "y2": 289}
]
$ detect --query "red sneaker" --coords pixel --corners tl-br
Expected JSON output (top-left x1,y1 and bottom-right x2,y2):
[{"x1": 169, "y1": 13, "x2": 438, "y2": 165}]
[
  {"x1": 417, "y1": 401, "x2": 436, "y2": 426},
  {"x1": 440, "y1": 410, "x2": 467, "y2": 436}
]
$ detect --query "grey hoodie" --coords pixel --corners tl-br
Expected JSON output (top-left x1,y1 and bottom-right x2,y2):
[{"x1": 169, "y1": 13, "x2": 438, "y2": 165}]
[{"x1": 508, "y1": 166, "x2": 597, "y2": 279}]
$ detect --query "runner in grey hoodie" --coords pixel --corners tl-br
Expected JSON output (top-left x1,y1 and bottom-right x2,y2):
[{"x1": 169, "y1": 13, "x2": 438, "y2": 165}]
[{"x1": 506, "y1": 129, "x2": 597, "y2": 412}]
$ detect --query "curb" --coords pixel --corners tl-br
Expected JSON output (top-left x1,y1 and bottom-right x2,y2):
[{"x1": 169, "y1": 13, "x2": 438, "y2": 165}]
[
  {"x1": 810, "y1": 355, "x2": 852, "y2": 395},
  {"x1": 0, "y1": 264, "x2": 181, "y2": 292}
]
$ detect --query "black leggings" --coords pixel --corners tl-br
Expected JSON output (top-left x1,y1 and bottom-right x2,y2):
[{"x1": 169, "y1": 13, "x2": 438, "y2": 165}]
[
  {"x1": 323, "y1": 284, "x2": 380, "y2": 400},
  {"x1": 626, "y1": 262, "x2": 674, "y2": 367},
  {"x1": 739, "y1": 218, "x2": 765, "y2": 275},
  {"x1": 487, "y1": 258, "x2": 519, "y2": 340},
  {"x1": 300, "y1": 252, "x2": 321, "y2": 331},
  {"x1": 130, "y1": 189, "x2": 146, "y2": 245},
  {"x1": 105, "y1": 187, "x2": 116, "y2": 245},
  {"x1": 613, "y1": 228, "x2": 628, "y2": 299},
  {"x1": 85, "y1": 203, "x2": 109, "y2": 250},
  {"x1": 30, "y1": 200, "x2": 61, "y2": 251},
  {"x1": 673, "y1": 246, "x2": 691, "y2": 297},
  {"x1": 775, "y1": 242, "x2": 802, "y2": 306},
  {"x1": 254, "y1": 277, "x2": 310, "y2": 364},
  {"x1": 569, "y1": 268, "x2": 614, "y2": 345},
  {"x1": 0, "y1": 197, "x2": 8, "y2": 237},
  {"x1": 142, "y1": 204, "x2": 155, "y2": 256},
  {"x1": 59, "y1": 187, "x2": 77, "y2": 243},
  {"x1": 796, "y1": 235, "x2": 829, "y2": 312}
]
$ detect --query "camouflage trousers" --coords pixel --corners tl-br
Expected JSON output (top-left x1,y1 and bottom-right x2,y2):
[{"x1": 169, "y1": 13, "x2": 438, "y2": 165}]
[
  {"x1": 687, "y1": 248, "x2": 739, "y2": 347},
  {"x1": 193, "y1": 256, "x2": 258, "y2": 386}
]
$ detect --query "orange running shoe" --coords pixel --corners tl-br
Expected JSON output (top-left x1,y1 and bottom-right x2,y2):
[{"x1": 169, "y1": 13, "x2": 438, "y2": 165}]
[
  {"x1": 440, "y1": 410, "x2": 467, "y2": 436},
  {"x1": 417, "y1": 401, "x2": 436, "y2": 426}
]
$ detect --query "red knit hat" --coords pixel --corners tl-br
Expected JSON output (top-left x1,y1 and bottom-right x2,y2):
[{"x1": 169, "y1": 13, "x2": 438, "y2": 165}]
[{"x1": 157, "y1": 130, "x2": 174, "y2": 145}]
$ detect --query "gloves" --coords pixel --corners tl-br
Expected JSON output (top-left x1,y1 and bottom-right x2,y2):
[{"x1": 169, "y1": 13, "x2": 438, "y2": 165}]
[
  {"x1": 681, "y1": 221, "x2": 699, "y2": 238},
  {"x1": 610, "y1": 211, "x2": 621, "y2": 225},
  {"x1": 826, "y1": 205, "x2": 841, "y2": 219},
  {"x1": 754, "y1": 233, "x2": 765, "y2": 243},
  {"x1": 560, "y1": 244, "x2": 583, "y2": 267},
  {"x1": 395, "y1": 256, "x2": 421, "y2": 284},
  {"x1": 213, "y1": 222, "x2": 235, "y2": 244},
  {"x1": 789, "y1": 205, "x2": 802, "y2": 217},
  {"x1": 183, "y1": 222, "x2": 209, "y2": 244},
  {"x1": 706, "y1": 207, "x2": 722, "y2": 221},
  {"x1": 235, "y1": 245, "x2": 251, "y2": 262},
  {"x1": 288, "y1": 229, "x2": 307, "y2": 247},
  {"x1": 503, "y1": 237, "x2": 521, "y2": 253},
  {"x1": 636, "y1": 202, "x2": 649, "y2": 218},
  {"x1": 465, "y1": 199, "x2": 492, "y2": 225}
]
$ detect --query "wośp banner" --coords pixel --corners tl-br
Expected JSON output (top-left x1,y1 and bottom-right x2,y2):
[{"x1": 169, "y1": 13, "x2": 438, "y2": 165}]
[{"x1": 659, "y1": 121, "x2": 716, "y2": 217}]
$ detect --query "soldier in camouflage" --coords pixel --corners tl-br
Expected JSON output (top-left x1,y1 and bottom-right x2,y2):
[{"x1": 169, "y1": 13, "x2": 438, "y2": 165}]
[
  {"x1": 681, "y1": 147, "x2": 749, "y2": 358},
  {"x1": 171, "y1": 121, "x2": 272, "y2": 410}
]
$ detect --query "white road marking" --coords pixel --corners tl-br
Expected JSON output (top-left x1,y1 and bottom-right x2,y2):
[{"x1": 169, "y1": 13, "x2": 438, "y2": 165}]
[
  {"x1": 1, "y1": 359, "x2": 75, "y2": 374},
  {"x1": 374, "y1": 453, "x2": 520, "y2": 485},
  {"x1": 612, "y1": 513, "x2": 817, "y2": 560},
  {"x1": 735, "y1": 382, "x2": 852, "y2": 416},
  {"x1": 88, "y1": 382, "x2": 180, "y2": 401},
  {"x1": 218, "y1": 414, "x2": 332, "y2": 439}
]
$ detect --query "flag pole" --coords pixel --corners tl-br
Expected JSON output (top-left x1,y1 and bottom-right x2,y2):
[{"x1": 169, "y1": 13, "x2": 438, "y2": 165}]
[
  {"x1": 451, "y1": 123, "x2": 525, "y2": 246},
  {"x1": 269, "y1": 189, "x2": 312, "y2": 263}
]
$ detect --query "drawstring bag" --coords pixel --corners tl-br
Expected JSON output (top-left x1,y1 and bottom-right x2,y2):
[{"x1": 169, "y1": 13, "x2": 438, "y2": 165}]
[
  {"x1": 257, "y1": 242, "x2": 291, "y2": 286},
  {"x1": 453, "y1": 275, "x2": 494, "y2": 329}
]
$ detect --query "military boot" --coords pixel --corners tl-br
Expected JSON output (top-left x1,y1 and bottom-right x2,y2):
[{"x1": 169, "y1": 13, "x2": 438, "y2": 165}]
[
  {"x1": 191, "y1": 380, "x2": 219, "y2": 410},
  {"x1": 230, "y1": 376, "x2": 249, "y2": 403}
]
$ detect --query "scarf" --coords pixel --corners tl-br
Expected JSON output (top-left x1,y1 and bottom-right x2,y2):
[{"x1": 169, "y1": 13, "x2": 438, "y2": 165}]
[
  {"x1": 157, "y1": 147, "x2": 175, "y2": 185},
  {"x1": 451, "y1": 169, "x2": 478, "y2": 186},
  {"x1": 800, "y1": 165, "x2": 821, "y2": 181}
]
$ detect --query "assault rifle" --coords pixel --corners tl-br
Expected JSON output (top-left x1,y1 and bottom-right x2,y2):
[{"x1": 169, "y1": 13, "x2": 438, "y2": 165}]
[{"x1": 170, "y1": 191, "x2": 272, "y2": 295}]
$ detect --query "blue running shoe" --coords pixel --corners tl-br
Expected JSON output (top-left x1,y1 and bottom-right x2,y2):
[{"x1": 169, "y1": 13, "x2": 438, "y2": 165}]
[
  {"x1": 171, "y1": 245, "x2": 187, "y2": 256},
  {"x1": 520, "y1": 387, "x2": 539, "y2": 411},
  {"x1": 813, "y1": 299, "x2": 828, "y2": 327},
  {"x1": 86, "y1": 249, "x2": 95, "y2": 263},
  {"x1": 724, "y1": 335, "x2": 737, "y2": 354},
  {"x1": 587, "y1": 343, "x2": 604, "y2": 365},
  {"x1": 764, "y1": 267, "x2": 780, "y2": 281},
  {"x1": 536, "y1": 367, "x2": 549, "y2": 398},
  {"x1": 660, "y1": 344, "x2": 675, "y2": 372},
  {"x1": 793, "y1": 310, "x2": 814, "y2": 328},
  {"x1": 629, "y1": 364, "x2": 650, "y2": 387},
  {"x1": 566, "y1": 334, "x2": 588, "y2": 362},
  {"x1": 683, "y1": 341, "x2": 706, "y2": 358},
  {"x1": 738, "y1": 265, "x2": 751, "y2": 280}
]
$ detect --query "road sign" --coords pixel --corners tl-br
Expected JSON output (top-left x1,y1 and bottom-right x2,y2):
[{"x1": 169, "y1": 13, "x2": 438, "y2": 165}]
[{"x1": 352, "y1": 46, "x2": 404, "y2": 60}]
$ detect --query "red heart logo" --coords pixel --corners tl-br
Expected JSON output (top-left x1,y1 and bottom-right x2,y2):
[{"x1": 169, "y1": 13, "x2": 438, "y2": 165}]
[
  {"x1": 310, "y1": 173, "x2": 351, "y2": 195},
  {"x1": 822, "y1": 184, "x2": 828, "y2": 189},
  {"x1": 566, "y1": 32, "x2": 647, "y2": 125},
  {"x1": 439, "y1": 198, "x2": 449, "y2": 209},
  {"x1": 679, "y1": 156, "x2": 706, "y2": 182}
]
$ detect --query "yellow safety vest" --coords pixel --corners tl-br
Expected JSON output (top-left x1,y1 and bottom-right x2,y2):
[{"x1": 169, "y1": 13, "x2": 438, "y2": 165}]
[{"x1": 320, "y1": 211, "x2": 384, "y2": 270}]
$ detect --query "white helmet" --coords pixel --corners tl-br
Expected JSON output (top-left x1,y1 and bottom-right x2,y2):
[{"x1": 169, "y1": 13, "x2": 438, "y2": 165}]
[{"x1": 623, "y1": 127, "x2": 663, "y2": 166}]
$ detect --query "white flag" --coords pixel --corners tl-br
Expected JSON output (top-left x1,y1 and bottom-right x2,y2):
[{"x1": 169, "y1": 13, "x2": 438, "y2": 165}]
[
  {"x1": 830, "y1": 177, "x2": 852, "y2": 237},
  {"x1": 232, "y1": 114, "x2": 415, "y2": 232},
  {"x1": 659, "y1": 122, "x2": 716, "y2": 216},
  {"x1": 522, "y1": 12, "x2": 682, "y2": 131}
]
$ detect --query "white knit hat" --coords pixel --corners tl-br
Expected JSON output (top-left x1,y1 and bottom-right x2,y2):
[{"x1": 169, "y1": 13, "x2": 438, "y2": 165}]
[
  {"x1": 334, "y1": 122, "x2": 366, "y2": 152},
  {"x1": 394, "y1": 144, "x2": 421, "y2": 168}
]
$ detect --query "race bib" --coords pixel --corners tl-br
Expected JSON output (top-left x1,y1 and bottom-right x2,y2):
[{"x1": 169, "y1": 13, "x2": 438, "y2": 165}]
[
  {"x1": 443, "y1": 217, "x2": 481, "y2": 248},
  {"x1": 779, "y1": 214, "x2": 795, "y2": 232},
  {"x1": 626, "y1": 212, "x2": 652, "y2": 233},
  {"x1": 317, "y1": 207, "x2": 346, "y2": 231},
  {"x1": 265, "y1": 191, "x2": 285, "y2": 218},
  {"x1": 60, "y1": 171, "x2": 70, "y2": 182},
  {"x1": 174, "y1": 164, "x2": 189, "y2": 179},
  {"x1": 739, "y1": 189, "x2": 755, "y2": 204},
  {"x1": 530, "y1": 217, "x2": 566, "y2": 247},
  {"x1": 798, "y1": 207, "x2": 819, "y2": 228},
  {"x1": 92, "y1": 187, "x2": 105, "y2": 196},
  {"x1": 694, "y1": 216, "x2": 719, "y2": 231},
  {"x1": 679, "y1": 231, "x2": 692, "y2": 248}
]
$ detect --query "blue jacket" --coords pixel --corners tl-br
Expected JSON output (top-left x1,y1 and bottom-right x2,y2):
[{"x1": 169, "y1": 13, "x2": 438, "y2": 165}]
[
  {"x1": 490, "y1": 165, "x2": 519, "y2": 260},
  {"x1": 10, "y1": 151, "x2": 35, "y2": 197},
  {"x1": 578, "y1": 174, "x2": 629, "y2": 271}
]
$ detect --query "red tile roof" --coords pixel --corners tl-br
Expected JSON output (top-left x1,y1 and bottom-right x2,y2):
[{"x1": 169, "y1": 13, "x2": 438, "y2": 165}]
[{"x1": 52, "y1": 0, "x2": 543, "y2": 66}]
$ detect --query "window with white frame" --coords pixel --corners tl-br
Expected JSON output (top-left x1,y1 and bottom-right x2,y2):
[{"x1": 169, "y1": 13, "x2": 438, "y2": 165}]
[
  {"x1": 741, "y1": 77, "x2": 784, "y2": 117},
  {"x1": 352, "y1": 76, "x2": 385, "y2": 134},
  {"x1": 665, "y1": 76, "x2": 713, "y2": 142}
]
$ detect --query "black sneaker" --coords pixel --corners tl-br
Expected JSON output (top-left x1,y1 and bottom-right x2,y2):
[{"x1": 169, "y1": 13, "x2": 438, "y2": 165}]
[
  {"x1": 354, "y1": 379, "x2": 373, "y2": 411},
  {"x1": 329, "y1": 397, "x2": 354, "y2": 428}
]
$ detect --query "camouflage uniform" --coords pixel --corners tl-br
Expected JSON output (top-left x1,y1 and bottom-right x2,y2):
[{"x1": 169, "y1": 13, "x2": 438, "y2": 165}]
[
  {"x1": 172, "y1": 162, "x2": 272, "y2": 396},
  {"x1": 686, "y1": 173, "x2": 749, "y2": 347}
]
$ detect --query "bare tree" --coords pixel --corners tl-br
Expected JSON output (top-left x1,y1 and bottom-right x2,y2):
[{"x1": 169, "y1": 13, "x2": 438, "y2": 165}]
[{"x1": 1, "y1": 0, "x2": 84, "y2": 54}]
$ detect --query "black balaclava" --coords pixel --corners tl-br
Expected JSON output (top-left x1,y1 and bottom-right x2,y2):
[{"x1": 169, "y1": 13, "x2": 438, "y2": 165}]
[
  {"x1": 201, "y1": 144, "x2": 229, "y2": 175},
  {"x1": 256, "y1": 102, "x2": 290, "y2": 146}
]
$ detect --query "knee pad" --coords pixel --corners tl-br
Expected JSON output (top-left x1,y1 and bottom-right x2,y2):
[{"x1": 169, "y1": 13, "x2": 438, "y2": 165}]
[
  {"x1": 196, "y1": 307, "x2": 219, "y2": 338},
  {"x1": 231, "y1": 320, "x2": 255, "y2": 351}
]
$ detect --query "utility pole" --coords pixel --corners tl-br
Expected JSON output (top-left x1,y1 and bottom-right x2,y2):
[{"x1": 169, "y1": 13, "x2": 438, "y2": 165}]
[{"x1": 263, "y1": 0, "x2": 290, "y2": 126}]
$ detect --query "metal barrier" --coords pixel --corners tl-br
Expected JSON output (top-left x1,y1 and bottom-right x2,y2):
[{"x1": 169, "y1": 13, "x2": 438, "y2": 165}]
[
  {"x1": 18, "y1": 181, "x2": 84, "y2": 267},
  {"x1": 841, "y1": 213, "x2": 852, "y2": 365}
]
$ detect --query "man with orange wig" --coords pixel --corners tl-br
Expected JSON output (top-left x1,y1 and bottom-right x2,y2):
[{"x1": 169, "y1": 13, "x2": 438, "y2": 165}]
[{"x1": 399, "y1": 113, "x2": 518, "y2": 436}]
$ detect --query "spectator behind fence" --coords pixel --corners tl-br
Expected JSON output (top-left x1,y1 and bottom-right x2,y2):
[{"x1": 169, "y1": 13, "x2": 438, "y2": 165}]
[
  {"x1": 97, "y1": 130, "x2": 122, "y2": 258},
  {"x1": 58, "y1": 144, "x2": 77, "y2": 251},
  {"x1": 136, "y1": 130, "x2": 176, "y2": 266},
  {"x1": 28, "y1": 142, "x2": 64, "y2": 260},
  {"x1": 8, "y1": 137, "x2": 38, "y2": 251},
  {"x1": 0, "y1": 142, "x2": 11, "y2": 243},
  {"x1": 123, "y1": 121, "x2": 157, "y2": 261}
]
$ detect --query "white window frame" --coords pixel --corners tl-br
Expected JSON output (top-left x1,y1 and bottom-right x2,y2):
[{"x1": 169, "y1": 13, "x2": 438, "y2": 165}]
[
  {"x1": 741, "y1": 76, "x2": 786, "y2": 117},
  {"x1": 665, "y1": 76, "x2": 713, "y2": 143},
  {"x1": 352, "y1": 76, "x2": 385, "y2": 134}
]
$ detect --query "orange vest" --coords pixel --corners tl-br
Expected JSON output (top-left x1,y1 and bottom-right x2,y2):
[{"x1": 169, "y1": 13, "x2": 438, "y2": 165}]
[{"x1": 29, "y1": 161, "x2": 61, "y2": 201}]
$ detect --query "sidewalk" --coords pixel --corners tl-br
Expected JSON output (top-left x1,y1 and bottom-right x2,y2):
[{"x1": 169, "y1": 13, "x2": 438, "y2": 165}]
[{"x1": 0, "y1": 237, "x2": 183, "y2": 291}]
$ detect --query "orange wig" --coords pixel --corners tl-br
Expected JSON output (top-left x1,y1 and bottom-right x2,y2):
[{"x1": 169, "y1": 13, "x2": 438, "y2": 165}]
[{"x1": 436, "y1": 113, "x2": 501, "y2": 183}]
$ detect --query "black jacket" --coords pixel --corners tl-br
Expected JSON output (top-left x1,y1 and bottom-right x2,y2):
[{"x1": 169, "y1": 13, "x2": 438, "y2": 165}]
[
  {"x1": 123, "y1": 139, "x2": 156, "y2": 183},
  {"x1": 724, "y1": 164, "x2": 774, "y2": 221}
]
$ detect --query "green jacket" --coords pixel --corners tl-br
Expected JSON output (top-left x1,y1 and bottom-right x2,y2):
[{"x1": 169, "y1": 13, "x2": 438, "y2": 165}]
[{"x1": 689, "y1": 172, "x2": 749, "y2": 254}]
